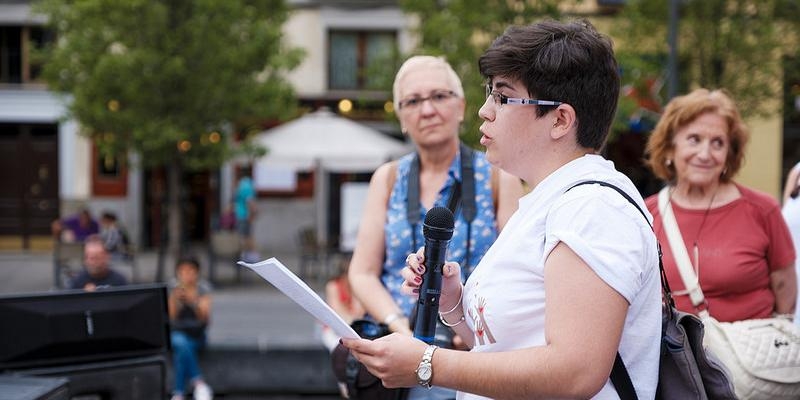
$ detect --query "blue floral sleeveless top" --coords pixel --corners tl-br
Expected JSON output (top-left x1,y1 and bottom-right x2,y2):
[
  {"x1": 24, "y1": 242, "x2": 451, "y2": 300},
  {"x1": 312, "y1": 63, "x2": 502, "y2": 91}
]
[{"x1": 382, "y1": 149, "x2": 499, "y2": 317}]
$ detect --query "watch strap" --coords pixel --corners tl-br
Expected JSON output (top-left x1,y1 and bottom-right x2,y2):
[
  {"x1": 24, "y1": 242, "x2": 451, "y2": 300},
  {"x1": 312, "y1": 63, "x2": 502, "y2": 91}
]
[{"x1": 416, "y1": 345, "x2": 438, "y2": 389}]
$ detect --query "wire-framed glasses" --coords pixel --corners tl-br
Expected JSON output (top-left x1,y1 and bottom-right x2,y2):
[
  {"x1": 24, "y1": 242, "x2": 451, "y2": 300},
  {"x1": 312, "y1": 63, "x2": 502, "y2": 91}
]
[
  {"x1": 398, "y1": 90, "x2": 458, "y2": 110},
  {"x1": 485, "y1": 84, "x2": 562, "y2": 107}
]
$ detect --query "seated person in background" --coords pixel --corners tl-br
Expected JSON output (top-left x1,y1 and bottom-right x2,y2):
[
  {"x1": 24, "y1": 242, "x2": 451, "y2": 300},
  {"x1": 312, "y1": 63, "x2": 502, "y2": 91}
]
[
  {"x1": 168, "y1": 256, "x2": 214, "y2": 400},
  {"x1": 99, "y1": 211, "x2": 131, "y2": 259},
  {"x1": 52, "y1": 207, "x2": 100, "y2": 243},
  {"x1": 321, "y1": 258, "x2": 365, "y2": 351},
  {"x1": 68, "y1": 235, "x2": 129, "y2": 291}
]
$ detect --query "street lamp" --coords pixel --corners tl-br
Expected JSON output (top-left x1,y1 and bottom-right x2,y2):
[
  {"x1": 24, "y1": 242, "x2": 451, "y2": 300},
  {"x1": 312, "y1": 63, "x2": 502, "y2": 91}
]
[{"x1": 667, "y1": 0, "x2": 679, "y2": 100}]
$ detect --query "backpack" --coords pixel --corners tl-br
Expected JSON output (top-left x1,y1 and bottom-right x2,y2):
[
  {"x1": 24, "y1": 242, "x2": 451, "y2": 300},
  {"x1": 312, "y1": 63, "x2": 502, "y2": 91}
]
[{"x1": 568, "y1": 181, "x2": 736, "y2": 400}]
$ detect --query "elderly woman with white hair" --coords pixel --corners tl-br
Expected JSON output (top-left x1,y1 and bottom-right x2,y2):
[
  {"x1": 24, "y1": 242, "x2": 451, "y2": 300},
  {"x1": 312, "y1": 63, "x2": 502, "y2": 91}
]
[{"x1": 347, "y1": 55, "x2": 523, "y2": 400}]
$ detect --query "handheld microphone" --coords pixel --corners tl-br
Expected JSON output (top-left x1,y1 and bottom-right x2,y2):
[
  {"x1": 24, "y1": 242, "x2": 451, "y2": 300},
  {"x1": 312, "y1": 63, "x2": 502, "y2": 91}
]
[{"x1": 413, "y1": 206, "x2": 455, "y2": 344}]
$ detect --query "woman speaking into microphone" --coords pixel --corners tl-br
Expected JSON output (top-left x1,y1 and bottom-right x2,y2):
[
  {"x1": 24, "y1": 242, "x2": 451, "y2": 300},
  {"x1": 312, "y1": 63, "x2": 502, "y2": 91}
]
[{"x1": 344, "y1": 20, "x2": 662, "y2": 400}]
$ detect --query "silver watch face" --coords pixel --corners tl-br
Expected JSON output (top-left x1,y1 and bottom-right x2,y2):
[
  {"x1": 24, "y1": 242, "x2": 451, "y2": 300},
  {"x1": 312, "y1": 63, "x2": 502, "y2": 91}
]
[{"x1": 417, "y1": 364, "x2": 432, "y2": 381}]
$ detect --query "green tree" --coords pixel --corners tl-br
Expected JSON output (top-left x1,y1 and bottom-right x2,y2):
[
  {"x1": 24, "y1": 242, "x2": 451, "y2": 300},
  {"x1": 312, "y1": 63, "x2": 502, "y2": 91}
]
[
  {"x1": 614, "y1": 0, "x2": 800, "y2": 118},
  {"x1": 399, "y1": 0, "x2": 565, "y2": 146},
  {"x1": 35, "y1": 0, "x2": 303, "y2": 276}
]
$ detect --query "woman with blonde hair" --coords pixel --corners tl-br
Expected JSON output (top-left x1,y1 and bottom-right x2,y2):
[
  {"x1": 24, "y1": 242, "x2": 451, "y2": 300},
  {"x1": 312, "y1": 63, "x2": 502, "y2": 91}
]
[{"x1": 348, "y1": 55, "x2": 524, "y2": 400}]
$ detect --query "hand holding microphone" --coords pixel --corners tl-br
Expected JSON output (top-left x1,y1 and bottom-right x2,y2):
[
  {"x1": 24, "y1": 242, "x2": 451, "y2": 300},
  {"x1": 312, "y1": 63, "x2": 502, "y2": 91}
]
[
  {"x1": 403, "y1": 252, "x2": 463, "y2": 327},
  {"x1": 409, "y1": 206, "x2": 455, "y2": 344}
]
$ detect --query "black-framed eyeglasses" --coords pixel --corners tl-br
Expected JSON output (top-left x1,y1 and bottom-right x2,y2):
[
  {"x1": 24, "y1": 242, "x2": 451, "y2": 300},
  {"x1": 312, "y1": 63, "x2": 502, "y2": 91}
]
[
  {"x1": 398, "y1": 90, "x2": 458, "y2": 110},
  {"x1": 485, "y1": 84, "x2": 562, "y2": 107}
]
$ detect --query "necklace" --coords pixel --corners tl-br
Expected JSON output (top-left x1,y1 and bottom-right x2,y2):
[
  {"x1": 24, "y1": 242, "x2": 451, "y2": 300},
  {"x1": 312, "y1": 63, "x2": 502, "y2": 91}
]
[
  {"x1": 692, "y1": 188, "x2": 718, "y2": 273},
  {"x1": 669, "y1": 186, "x2": 719, "y2": 278}
]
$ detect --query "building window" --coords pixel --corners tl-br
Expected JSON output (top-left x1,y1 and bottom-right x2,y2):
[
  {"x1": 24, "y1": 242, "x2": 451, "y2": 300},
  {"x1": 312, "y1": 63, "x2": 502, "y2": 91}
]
[
  {"x1": 0, "y1": 27, "x2": 22, "y2": 83},
  {"x1": 28, "y1": 27, "x2": 54, "y2": 82},
  {"x1": 92, "y1": 144, "x2": 127, "y2": 197},
  {"x1": 0, "y1": 26, "x2": 53, "y2": 84},
  {"x1": 329, "y1": 30, "x2": 396, "y2": 90}
]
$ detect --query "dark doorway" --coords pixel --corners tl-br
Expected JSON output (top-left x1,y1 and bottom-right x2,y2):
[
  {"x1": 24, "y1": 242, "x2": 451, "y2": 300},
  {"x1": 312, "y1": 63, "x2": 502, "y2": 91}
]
[
  {"x1": 326, "y1": 171, "x2": 372, "y2": 252},
  {"x1": 0, "y1": 123, "x2": 59, "y2": 248},
  {"x1": 142, "y1": 168, "x2": 216, "y2": 249}
]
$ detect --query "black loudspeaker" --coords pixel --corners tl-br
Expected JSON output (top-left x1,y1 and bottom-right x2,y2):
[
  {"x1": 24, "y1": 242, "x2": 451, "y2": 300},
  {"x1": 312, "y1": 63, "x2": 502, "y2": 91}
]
[
  {"x1": 0, "y1": 375, "x2": 69, "y2": 400},
  {"x1": 19, "y1": 355, "x2": 166, "y2": 400},
  {"x1": 0, "y1": 284, "x2": 170, "y2": 370}
]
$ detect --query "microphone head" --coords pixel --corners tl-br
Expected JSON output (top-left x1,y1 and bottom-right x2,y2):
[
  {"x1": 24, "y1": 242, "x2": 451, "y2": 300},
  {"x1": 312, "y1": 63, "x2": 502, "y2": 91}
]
[{"x1": 423, "y1": 206, "x2": 455, "y2": 241}]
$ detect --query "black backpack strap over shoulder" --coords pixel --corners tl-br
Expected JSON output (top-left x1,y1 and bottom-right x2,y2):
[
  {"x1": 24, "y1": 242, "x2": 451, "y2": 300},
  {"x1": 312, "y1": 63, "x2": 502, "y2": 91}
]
[
  {"x1": 567, "y1": 180, "x2": 649, "y2": 226},
  {"x1": 567, "y1": 180, "x2": 645, "y2": 400},
  {"x1": 458, "y1": 143, "x2": 475, "y2": 273},
  {"x1": 406, "y1": 143, "x2": 477, "y2": 255},
  {"x1": 459, "y1": 143, "x2": 476, "y2": 222},
  {"x1": 407, "y1": 154, "x2": 421, "y2": 249}
]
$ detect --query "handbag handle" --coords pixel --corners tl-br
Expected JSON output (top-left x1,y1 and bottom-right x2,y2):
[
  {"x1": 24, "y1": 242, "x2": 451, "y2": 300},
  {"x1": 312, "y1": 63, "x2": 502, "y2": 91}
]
[{"x1": 657, "y1": 187, "x2": 709, "y2": 314}]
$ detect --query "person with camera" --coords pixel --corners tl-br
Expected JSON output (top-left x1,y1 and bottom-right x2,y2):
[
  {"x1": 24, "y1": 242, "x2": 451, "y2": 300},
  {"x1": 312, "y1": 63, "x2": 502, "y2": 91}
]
[
  {"x1": 168, "y1": 256, "x2": 214, "y2": 400},
  {"x1": 343, "y1": 20, "x2": 662, "y2": 399}
]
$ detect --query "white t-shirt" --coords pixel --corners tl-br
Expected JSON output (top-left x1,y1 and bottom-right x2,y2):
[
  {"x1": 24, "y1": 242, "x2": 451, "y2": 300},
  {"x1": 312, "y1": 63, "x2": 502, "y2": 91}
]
[
  {"x1": 458, "y1": 155, "x2": 661, "y2": 400},
  {"x1": 781, "y1": 162, "x2": 800, "y2": 325}
]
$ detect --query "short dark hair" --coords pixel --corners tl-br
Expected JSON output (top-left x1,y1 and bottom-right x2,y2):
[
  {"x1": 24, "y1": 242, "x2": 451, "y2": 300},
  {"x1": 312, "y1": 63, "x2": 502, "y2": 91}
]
[
  {"x1": 478, "y1": 19, "x2": 620, "y2": 150},
  {"x1": 175, "y1": 255, "x2": 201, "y2": 271}
]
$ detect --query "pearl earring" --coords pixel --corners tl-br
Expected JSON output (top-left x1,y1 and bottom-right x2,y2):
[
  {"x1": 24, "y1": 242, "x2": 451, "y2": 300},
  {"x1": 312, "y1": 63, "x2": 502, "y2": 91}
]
[{"x1": 665, "y1": 159, "x2": 673, "y2": 166}]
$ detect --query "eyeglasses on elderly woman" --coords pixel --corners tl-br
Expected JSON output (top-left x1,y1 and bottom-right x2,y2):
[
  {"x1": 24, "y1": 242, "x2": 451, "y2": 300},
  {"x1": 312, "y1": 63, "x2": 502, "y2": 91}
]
[{"x1": 398, "y1": 90, "x2": 458, "y2": 110}]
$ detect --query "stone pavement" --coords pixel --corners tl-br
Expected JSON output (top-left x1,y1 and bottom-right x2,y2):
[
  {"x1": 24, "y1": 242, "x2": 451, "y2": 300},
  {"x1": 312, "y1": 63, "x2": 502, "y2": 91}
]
[{"x1": 0, "y1": 248, "x2": 342, "y2": 399}]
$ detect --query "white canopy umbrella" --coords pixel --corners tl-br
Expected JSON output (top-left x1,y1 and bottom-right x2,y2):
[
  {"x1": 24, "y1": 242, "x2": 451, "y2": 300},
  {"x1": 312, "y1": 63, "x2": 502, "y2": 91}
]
[
  {"x1": 254, "y1": 108, "x2": 410, "y2": 172},
  {"x1": 253, "y1": 108, "x2": 411, "y2": 249}
]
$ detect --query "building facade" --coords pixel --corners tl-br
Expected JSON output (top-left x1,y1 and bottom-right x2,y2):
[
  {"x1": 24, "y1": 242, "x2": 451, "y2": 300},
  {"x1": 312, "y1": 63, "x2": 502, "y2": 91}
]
[{"x1": 0, "y1": 0, "x2": 791, "y2": 252}]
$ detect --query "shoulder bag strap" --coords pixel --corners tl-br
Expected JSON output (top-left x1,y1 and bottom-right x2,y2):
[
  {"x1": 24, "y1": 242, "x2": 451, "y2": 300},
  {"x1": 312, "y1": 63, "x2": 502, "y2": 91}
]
[
  {"x1": 459, "y1": 143, "x2": 476, "y2": 222},
  {"x1": 407, "y1": 154, "x2": 421, "y2": 250},
  {"x1": 459, "y1": 143, "x2": 475, "y2": 273},
  {"x1": 407, "y1": 145, "x2": 476, "y2": 258},
  {"x1": 657, "y1": 187, "x2": 707, "y2": 309},
  {"x1": 567, "y1": 180, "x2": 670, "y2": 400}
]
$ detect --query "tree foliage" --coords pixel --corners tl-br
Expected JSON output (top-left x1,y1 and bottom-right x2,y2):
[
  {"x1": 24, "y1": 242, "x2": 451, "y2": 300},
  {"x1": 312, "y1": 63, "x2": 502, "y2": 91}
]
[
  {"x1": 399, "y1": 0, "x2": 565, "y2": 146},
  {"x1": 35, "y1": 0, "x2": 303, "y2": 170},
  {"x1": 34, "y1": 0, "x2": 303, "y2": 264},
  {"x1": 614, "y1": 0, "x2": 800, "y2": 118}
]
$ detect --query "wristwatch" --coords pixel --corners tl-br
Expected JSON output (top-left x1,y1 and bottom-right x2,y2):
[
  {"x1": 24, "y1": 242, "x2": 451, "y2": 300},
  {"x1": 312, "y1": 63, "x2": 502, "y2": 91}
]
[{"x1": 415, "y1": 345, "x2": 438, "y2": 389}]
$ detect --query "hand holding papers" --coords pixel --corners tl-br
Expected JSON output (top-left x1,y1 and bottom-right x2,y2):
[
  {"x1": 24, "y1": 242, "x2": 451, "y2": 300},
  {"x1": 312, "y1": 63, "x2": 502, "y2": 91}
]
[{"x1": 238, "y1": 257, "x2": 360, "y2": 339}]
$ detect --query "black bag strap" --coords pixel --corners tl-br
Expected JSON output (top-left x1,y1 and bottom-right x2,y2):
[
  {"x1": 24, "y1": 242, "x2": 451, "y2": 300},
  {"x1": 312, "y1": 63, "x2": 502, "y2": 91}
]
[
  {"x1": 567, "y1": 180, "x2": 670, "y2": 400},
  {"x1": 407, "y1": 154, "x2": 421, "y2": 251},
  {"x1": 345, "y1": 351, "x2": 361, "y2": 398},
  {"x1": 459, "y1": 143, "x2": 476, "y2": 222},
  {"x1": 407, "y1": 143, "x2": 476, "y2": 269},
  {"x1": 458, "y1": 143, "x2": 475, "y2": 272},
  {"x1": 567, "y1": 181, "x2": 672, "y2": 304}
]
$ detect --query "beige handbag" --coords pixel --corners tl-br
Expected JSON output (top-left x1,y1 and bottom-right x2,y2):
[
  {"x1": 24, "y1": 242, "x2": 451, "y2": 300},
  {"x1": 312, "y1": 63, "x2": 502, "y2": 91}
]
[{"x1": 658, "y1": 188, "x2": 800, "y2": 400}]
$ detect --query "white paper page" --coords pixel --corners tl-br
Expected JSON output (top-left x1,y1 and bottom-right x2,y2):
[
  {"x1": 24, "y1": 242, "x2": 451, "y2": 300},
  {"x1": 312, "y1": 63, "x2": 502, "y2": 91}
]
[{"x1": 238, "y1": 257, "x2": 359, "y2": 339}]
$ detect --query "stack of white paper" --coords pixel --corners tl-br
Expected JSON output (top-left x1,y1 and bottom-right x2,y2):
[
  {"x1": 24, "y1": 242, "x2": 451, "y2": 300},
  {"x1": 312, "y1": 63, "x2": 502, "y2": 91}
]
[{"x1": 238, "y1": 258, "x2": 360, "y2": 339}]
